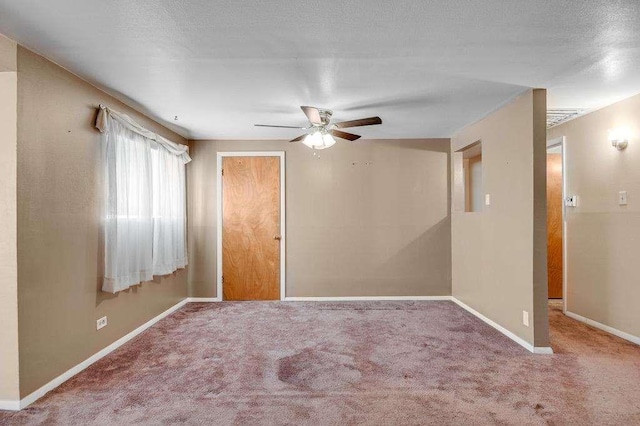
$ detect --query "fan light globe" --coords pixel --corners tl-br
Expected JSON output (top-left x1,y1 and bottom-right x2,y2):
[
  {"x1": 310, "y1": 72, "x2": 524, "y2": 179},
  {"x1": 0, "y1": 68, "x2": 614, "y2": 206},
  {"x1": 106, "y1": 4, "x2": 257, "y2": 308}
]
[
  {"x1": 303, "y1": 131, "x2": 335, "y2": 150},
  {"x1": 322, "y1": 133, "x2": 336, "y2": 149}
]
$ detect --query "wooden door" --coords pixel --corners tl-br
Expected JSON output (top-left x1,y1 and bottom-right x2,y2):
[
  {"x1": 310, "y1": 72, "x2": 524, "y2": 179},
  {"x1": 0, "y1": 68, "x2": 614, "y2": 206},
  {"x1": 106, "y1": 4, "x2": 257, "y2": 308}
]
[
  {"x1": 222, "y1": 156, "x2": 281, "y2": 300},
  {"x1": 547, "y1": 153, "x2": 563, "y2": 299}
]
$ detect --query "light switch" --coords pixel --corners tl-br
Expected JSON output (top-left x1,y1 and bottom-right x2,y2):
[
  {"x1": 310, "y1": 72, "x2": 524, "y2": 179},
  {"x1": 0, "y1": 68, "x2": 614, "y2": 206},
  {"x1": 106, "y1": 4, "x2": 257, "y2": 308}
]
[
  {"x1": 565, "y1": 195, "x2": 578, "y2": 207},
  {"x1": 485, "y1": 194, "x2": 491, "y2": 206},
  {"x1": 619, "y1": 191, "x2": 628, "y2": 206}
]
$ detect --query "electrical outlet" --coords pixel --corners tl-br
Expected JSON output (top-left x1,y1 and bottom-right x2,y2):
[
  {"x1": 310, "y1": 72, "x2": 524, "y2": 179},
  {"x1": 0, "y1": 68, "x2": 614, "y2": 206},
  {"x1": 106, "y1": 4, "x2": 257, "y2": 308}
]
[
  {"x1": 522, "y1": 311, "x2": 529, "y2": 327},
  {"x1": 485, "y1": 194, "x2": 491, "y2": 206},
  {"x1": 96, "y1": 316, "x2": 108, "y2": 330}
]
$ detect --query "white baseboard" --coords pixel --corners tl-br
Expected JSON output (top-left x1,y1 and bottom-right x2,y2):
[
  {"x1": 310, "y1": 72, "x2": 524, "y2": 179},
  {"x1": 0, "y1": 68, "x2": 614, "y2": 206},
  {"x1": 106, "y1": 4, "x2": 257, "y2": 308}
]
[
  {"x1": 565, "y1": 310, "x2": 640, "y2": 345},
  {"x1": 0, "y1": 400, "x2": 20, "y2": 411},
  {"x1": 532, "y1": 346, "x2": 554, "y2": 354},
  {"x1": 186, "y1": 297, "x2": 221, "y2": 302},
  {"x1": 14, "y1": 298, "x2": 190, "y2": 411},
  {"x1": 451, "y1": 297, "x2": 553, "y2": 355},
  {"x1": 284, "y1": 296, "x2": 452, "y2": 302}
]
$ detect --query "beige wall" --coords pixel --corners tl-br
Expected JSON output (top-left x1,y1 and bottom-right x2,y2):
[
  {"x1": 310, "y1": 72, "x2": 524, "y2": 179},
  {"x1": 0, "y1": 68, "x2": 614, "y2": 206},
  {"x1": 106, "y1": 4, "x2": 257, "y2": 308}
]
[
  {"x1": 0, "y1": 34, "x2": 17, "y2": 72},
  {"x1": 451, "y1": 89, "x2": 549, "y2": 348},
  {"x1": 548, "y1": 92, "x2": 640, "y2": 339},
  {"x1": 16, "y1": 47, "x2": 188, "y2": 397},
  {"x1": 0, "y1": 35, "x2": 19, "y2": 401},
  {"x1": 188, "y1": 139, "x2": 451, "y2": 298}
]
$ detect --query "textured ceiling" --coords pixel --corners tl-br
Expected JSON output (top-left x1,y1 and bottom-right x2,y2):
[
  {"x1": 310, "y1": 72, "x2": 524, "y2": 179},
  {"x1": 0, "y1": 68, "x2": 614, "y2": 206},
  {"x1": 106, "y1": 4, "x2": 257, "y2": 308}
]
[{"x1": 1, "y1": 0, "x2": 639, "y2": 139}]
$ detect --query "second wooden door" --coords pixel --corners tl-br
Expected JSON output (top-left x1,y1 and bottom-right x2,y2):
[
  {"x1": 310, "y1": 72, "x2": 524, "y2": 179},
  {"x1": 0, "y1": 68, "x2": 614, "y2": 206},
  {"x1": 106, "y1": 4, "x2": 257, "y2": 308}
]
[
  {"x1": 547, "y1": 153, "x2": 563, "y2": 299},
  {"x1": 222, "y1": 156, "x2": 281, "y2": 300}
]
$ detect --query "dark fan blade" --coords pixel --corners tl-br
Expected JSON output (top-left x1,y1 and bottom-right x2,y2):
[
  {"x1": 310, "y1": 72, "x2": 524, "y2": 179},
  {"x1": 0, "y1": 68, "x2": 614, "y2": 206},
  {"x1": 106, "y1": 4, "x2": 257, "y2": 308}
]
[
  {"x1": 289, "y1": 134, "x2": 307, "y2": 143},
  {"x1": 301, "y1": 106, "x2": 322, "y2": 125},
  {"x1": 330, "y1": 129, "x2": 361, "y2": 141},
  {"x1": 333, "y1": 116, "x2": 382, "y2": 129},
  {"x1": 255, "y1": 124, "x2": 306, "y2": 129}
]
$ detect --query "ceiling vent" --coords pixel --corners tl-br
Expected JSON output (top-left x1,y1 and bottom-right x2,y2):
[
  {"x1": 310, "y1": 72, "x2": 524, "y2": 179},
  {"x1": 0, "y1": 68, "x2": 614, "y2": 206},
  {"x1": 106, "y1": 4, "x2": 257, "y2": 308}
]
[{"x1": 547, "y1": 108, "x2": 587, "y2": 128}]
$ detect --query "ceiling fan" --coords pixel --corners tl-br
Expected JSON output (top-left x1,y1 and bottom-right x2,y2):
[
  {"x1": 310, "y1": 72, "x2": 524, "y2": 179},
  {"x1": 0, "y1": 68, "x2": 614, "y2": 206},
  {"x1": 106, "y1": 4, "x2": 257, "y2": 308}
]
[{"x1": 255, "y1": 106, "x2": 382, "y2": 150}]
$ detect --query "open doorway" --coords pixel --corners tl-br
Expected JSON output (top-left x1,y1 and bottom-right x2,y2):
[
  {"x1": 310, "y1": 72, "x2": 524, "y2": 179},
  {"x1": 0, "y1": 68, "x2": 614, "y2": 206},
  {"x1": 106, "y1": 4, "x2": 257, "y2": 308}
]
[
  {"x1": 458, "y1": 140, "x2": 483, "y2": 212},
  {"x1": 546, "y1": 139, "x2": 564, "y2": 302}
]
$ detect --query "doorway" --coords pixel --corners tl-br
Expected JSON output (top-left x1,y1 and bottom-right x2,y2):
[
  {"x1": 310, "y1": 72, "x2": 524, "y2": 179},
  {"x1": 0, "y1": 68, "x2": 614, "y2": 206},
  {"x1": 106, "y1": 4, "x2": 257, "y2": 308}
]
[
  {"x1": 547, "y1": 141, "x2": 564, "y2": 300},
  {"x1": 216, "y1": 152, "x2": 286, "y2": 300}
]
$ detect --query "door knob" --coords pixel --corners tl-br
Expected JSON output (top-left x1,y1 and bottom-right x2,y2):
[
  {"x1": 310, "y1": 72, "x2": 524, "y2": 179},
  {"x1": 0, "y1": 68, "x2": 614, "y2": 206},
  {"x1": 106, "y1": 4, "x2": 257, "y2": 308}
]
[{"x1": 274, "y1": 235, "x2": 282, "y2": 240}]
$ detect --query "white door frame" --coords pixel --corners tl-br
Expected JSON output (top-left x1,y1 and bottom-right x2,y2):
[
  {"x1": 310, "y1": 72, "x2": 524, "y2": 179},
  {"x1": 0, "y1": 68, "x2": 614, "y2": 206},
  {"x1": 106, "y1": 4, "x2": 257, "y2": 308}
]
[
  {"x1": 547, "y1": 136, "x2": 567, "y2": 313},
  {"x1": 216, "y1": 151, "x2": 286, "y2": 301}
]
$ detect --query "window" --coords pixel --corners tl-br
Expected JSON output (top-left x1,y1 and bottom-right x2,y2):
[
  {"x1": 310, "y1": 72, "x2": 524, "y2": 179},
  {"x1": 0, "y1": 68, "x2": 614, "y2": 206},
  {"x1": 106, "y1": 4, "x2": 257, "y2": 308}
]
[{"x1": 98, "y1": 106, "x2": 189, "y2": 293}]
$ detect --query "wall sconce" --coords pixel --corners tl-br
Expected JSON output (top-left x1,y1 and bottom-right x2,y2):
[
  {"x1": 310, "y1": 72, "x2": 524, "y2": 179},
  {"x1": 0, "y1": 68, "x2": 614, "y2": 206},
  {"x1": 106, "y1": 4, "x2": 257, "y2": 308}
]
[{"x1": 608, "y1": 127, "x2": 630, "y2": 150}]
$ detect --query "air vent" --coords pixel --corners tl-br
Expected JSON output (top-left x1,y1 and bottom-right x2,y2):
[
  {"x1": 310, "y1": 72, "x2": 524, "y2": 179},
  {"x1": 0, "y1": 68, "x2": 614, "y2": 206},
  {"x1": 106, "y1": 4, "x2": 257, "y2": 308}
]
[{"x1": 547, "y1": 109, "x2": 587, "y2": 128}]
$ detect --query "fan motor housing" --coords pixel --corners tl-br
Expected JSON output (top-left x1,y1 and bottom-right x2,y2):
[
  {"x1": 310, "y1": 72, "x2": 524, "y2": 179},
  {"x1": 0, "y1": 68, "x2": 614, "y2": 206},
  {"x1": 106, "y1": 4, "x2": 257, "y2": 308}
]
[{"x1": 315, "y1": 109, "x2": 333, "y2": 126}]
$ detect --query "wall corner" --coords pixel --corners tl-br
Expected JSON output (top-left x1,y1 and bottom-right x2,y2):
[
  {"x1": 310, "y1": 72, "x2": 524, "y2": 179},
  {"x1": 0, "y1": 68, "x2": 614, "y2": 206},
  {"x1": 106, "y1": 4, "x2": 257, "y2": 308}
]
[
  {"x1": 532, "y1": 88, "x2": 550, "y2": 347},
  {"x1": 0, "y1": 34, "x2": 20, "y2": 401}
]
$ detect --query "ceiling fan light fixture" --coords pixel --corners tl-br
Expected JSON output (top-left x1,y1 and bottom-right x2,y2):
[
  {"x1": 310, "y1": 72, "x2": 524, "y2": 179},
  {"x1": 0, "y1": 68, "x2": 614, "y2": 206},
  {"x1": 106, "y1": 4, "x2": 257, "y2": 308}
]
[
  {"x1": 258, "y1": 105, "x2": 382, "y2": 147},
  {"x1": 303, "y1": 131, "x2": 335, "y2": 150}
]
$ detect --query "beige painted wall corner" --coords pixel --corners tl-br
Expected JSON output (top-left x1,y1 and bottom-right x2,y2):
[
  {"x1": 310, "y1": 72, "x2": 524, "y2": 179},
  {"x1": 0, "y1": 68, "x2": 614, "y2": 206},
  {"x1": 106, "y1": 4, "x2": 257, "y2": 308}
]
[{"x1": 0, "y1": 38, "x2": 20, "y2": 401}]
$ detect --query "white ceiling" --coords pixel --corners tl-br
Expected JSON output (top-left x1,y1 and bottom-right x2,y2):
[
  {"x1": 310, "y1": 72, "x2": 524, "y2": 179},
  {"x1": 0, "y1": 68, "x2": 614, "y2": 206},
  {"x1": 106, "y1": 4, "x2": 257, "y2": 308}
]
[{"x1": 1, "y1": 0, "x2": 639, "y2": 140}]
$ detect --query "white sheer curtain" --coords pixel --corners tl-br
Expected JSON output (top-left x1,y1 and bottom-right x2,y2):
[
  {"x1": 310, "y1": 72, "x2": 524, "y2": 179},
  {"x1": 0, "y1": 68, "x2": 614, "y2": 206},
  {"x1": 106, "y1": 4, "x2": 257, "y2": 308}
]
[
  {"x1": 97, "y1": 105, "x2": 189, "y2": 293},
  {"x1": 151, "y1": 145, "x2": 188, "y2": 275}
]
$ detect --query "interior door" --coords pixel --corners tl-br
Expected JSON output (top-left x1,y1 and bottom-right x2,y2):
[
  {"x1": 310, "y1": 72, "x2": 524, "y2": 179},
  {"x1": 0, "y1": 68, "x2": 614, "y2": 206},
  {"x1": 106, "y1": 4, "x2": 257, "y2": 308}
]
[
  {"x1": 547, "y1": 153, "x2": 563, "y2": 299},
  {"x1": 222, "y1": 156, "x2": 281, "y2": 300}
]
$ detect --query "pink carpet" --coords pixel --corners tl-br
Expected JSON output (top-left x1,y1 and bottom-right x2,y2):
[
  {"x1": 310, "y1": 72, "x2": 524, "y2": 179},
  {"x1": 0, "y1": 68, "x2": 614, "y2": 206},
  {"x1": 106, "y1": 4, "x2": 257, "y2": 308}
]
[{"x1": 1, "y1": 301, "x2": 639, "y2": 425}]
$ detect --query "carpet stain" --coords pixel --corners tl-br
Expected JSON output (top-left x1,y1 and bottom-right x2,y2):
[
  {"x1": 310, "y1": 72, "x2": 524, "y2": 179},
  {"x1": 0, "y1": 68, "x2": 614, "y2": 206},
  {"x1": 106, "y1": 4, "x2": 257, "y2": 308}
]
[
  {"x1": 447, "y1": 324, "x2": 476, "y2": 333},
  {"x1": 277, "y1": 348, "x2": 361, "y2": 391}
]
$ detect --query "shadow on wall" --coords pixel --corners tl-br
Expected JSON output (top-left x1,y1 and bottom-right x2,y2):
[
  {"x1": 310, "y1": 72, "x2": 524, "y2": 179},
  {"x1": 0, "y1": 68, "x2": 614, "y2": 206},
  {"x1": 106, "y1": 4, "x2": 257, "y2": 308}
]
[
  {"x1": 377, "y1": 216, "x2": 452, "y2": 295},
  {"x1": 367, "y1": 139, "x2": 451, "y2": 286},
  {"x1": 286, "y1": 139, "x2": 451, "y2": 297},
  {"x1": 286, "y1": 220, "x2": 452, "y2": 297}
]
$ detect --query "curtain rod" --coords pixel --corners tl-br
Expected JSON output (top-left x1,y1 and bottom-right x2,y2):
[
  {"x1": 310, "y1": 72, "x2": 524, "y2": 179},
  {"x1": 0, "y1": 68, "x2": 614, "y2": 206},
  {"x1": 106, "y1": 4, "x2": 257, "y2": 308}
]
[{"x1": 95, "y1": 104, "x2": 191, "y2": 163}]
